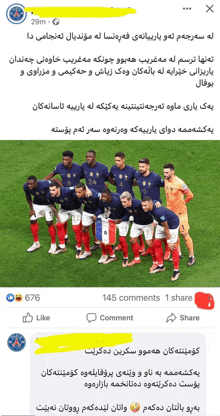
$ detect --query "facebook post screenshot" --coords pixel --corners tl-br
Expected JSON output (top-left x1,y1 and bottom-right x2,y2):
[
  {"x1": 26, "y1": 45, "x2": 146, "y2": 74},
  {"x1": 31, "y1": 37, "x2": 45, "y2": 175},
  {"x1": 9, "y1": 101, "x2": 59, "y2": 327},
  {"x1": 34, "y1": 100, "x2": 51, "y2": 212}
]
[
  {"x1": 0, "y1": 0, "x2": 219, "y2": 414},
  {"x1": 0, "y1": 289, "x2": 220, "y2": 415}
]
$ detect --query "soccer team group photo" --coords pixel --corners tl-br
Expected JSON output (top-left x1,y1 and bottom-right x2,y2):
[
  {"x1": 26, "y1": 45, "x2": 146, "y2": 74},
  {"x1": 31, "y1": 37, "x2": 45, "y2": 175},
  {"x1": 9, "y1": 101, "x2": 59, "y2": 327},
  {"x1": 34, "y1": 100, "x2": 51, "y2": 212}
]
[{"x1": 1, "y1": 140, "x2": 219, "y2": 288}]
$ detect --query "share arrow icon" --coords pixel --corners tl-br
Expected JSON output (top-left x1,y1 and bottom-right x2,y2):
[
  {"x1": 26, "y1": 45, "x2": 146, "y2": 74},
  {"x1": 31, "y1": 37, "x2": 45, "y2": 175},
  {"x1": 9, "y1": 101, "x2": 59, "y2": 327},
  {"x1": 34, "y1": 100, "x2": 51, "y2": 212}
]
[{"x1": 166, "y1": 313, "x2": 177, "y2": 323}]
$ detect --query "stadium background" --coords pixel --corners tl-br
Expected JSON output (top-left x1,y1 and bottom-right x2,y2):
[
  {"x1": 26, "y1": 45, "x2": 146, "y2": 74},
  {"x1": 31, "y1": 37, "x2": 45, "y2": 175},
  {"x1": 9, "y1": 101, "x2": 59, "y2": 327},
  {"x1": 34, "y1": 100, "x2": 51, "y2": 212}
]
[{"x1": 0, "y1": 140, "x2": 219, "y2": 288}]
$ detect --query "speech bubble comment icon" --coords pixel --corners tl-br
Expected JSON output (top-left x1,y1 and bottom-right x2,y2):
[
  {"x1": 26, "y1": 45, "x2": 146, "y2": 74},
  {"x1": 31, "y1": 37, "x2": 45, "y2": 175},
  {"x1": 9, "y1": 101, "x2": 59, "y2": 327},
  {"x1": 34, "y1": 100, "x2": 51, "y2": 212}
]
[{"x1": 86, "y1": 313, "x2": 97, "y2": 323}]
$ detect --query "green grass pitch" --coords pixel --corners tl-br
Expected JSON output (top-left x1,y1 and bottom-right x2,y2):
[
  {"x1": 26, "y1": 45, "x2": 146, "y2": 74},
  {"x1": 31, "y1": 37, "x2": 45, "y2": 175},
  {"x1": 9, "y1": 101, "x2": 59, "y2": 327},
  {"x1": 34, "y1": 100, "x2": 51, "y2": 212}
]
[{"x1": 0, "y1": 140, "x2": 219, "y2": 288}]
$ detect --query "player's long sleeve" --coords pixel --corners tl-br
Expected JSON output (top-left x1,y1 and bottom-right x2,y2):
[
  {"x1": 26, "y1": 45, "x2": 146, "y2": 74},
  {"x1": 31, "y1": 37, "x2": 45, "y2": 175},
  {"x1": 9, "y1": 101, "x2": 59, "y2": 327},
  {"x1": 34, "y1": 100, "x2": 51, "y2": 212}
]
[
  {"x1": 121, "y1": 211, "x2": 130, "y2": 222},
  {"x1": 94, "y1": 200, "x2": 104, "y2": 217},
  {"x1": 184, "y1": 189, "x2": 194, "y2": 203}
]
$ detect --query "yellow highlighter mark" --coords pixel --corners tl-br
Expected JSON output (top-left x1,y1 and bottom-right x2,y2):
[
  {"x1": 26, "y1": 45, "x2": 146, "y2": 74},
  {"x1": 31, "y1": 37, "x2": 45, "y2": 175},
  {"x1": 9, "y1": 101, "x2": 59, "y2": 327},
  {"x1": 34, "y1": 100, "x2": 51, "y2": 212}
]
[
  {"x1": 35, "y1": 333, "x2": 133, "y2": 354},
  {"x1": 25, "y1": 7, "x2": 136, "y2": 18}
]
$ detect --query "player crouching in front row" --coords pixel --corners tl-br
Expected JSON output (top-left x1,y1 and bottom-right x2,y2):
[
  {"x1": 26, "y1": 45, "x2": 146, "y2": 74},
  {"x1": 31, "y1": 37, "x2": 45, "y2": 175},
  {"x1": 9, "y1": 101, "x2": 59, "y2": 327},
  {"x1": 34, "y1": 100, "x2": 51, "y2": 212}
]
[
  {"x1": 141, "y1": 197, "x2": 180, "y2": 281},
  {"x1": 92, "y1": 189, "x2": 129, "y2": 266},
  {"x1": 120, "y1": 192, "x2": 157, "y2": 269},
  {"x1": 47, "y1": 181, "x2": 83, "y2": 257},
  {"x1": 23, "y1": 176, "x2": 57, "y2": 254}
]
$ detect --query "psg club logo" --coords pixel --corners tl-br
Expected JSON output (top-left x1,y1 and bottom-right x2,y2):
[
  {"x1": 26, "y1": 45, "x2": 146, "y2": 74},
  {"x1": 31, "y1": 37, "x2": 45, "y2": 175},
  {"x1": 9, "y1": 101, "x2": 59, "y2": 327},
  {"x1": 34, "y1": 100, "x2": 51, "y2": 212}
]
[
  {"x1": 7, "y1": 333, "x2": 26, "y2": 351},
  {"x1": 6, "y1": 4, "x2": 27, "y2": 24}
]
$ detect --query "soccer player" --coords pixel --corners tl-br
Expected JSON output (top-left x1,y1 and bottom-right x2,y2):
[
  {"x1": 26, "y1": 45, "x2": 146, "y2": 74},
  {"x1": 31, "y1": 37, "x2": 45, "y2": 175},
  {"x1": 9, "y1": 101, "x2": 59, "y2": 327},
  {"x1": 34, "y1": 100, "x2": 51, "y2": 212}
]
[
  {"x1": 74, "y1": 182, "x2": 101, "y2": 259},
  {"x1": 120, "y1": 192, "x2": 157, "y2": 269},
  {"x1": 110, "y1": 151, "x2": 137, "y2": 196},
  {"x1": 47, "y1": 181, "x2": 82, "y2": 257},
  {"x1": 44, "y1": 151, "x2": 84, "y2": 243},
  {"x1": 134, "y1": 158, "x2": 170, "y2": 260},
  {"x1": 82, "y1": 150, "x2": 111, "y2": 192},
  {"x1": 163, "y1": 163, "x2": 195, "y2": 266},
  {"x1": 135, "y1": 158, "x2": 164, "y2": 201},
  {"x1": 44, "y1": 150, "x2": 83, "y2": 186},
  {"x1": 110, "y1": 152, "x2": 145, "y2": 252},
  {"x1": 81, "y1": 150, "x2": 111, "y2": 251},
  {"x1": 23, "y1": 176, "x2": 56, "y2": 253},
  {"x1": 92, "y1": 189, "x2": 129, "y2": 266},
  {"x1": 142, "y1": 197, "x2": 180, "y2": 281}
]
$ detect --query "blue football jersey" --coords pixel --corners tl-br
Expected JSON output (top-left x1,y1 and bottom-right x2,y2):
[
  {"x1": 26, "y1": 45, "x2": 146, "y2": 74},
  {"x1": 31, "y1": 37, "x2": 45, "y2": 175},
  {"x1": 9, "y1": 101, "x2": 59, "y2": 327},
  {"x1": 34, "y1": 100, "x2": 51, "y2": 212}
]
[
  {"x1": 77, "y1": 189, "x2": 100, "y2": 214},
  {"x1": 110, "y1": 164, "x2": 137, "y2": 197},
  {"x1": 125, "y1": 198, "x2": 153, "y2": 225},
  {"x1": 53, "y1": 163, "x2": 83, "y2": 187},
  {"x1": 95, "y1": 194, "x2": 128, "y2": 220},
  {"x1": 47, "y1": 187, "x2": 81, "y2": 210},
  {"x1": 23, "y1": 180, "x2": 51, "y2": 206},
  {"x1": 135, "y1": 171, "x2": 164, "y2": 202},
  {"x1": 150, "y1": 205, "x2": 179, "y2": 229},
  {"x1": 81, "y1": 162, "x2": 110, "y2": 192}
]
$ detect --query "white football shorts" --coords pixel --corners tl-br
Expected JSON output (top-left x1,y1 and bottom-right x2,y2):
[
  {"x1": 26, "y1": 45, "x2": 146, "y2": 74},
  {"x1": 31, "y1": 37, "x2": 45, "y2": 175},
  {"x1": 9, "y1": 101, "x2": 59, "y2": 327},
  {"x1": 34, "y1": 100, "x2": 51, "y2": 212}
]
[
  {"x1": 155, "y1": 224, "x2": 179, "y2": 243},
  {"x1": 130, "y1": 222, "x2": 154, "y2": 240},
  {"x1": 116, "y1": 221, "x2": 129, "y2": 237},
  {"x1": 30, "y1": 204, "x2": 53, "y2": 222},
  {"x1": 82, "y1": 212, "x2": 105, "y2": 227},
  {"x1": 58, "y1": 207, "x2": 82, "y2": 225}
]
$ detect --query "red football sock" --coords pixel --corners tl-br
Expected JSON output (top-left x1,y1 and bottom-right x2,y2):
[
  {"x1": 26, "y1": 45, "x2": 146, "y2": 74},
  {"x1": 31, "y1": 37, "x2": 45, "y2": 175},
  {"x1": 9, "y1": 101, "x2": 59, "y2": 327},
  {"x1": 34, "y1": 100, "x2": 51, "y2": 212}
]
[
  {"x1": 131, "y1": 242, "x2": 140, "y2": 259},
  {"x1": 154, "y1": 239, "x2": 163, "y2": 265},
  {"x1": 147, "y1": 246, "x2": 157, "y2": 263},
  {"x1": 119, "y1": 236, "x2": 128, "y2": 258},
  {"x1": 30, "y1": 223, "x2": 39, "y2": 242},
  {"x1": 56, "y1": 222, "x2": 65, "y2": 245},
  {"x1": 64, "y1": 221, "x2": 68, "y2": 236},
  {"x1": 72, "y1": 224, "x2": 82, "y2": 248},
  {"x1": 172, "y1": 247, "x2": 180, "y2": 270},
  {"x1": 163, "y1": 238, "x2": 169, "y2": 252},
  {"x1": 92, "y1": 222, "x2": 96, "y2": 238},
  {"x1": 107, "y1": 244, "x2": 114, "y2": 256},
  {"x1": 91, "y1": 222, "x2": 99, "y2": 243},
  {"x1": 139, "y1": 234, "x2": 144, "y2": 246},
  {"x1": 177, "y1": 236, "x2": 181, "y2": 254},
  {"x1": 101, "y1": 243, "x2": 107, "y2": 255},
  {"x1": 82, "y1": 232, "x2": 90, "y2": 251},
  {"x1": 48, "y1": 224, "x2": 56, "y2": 244}
]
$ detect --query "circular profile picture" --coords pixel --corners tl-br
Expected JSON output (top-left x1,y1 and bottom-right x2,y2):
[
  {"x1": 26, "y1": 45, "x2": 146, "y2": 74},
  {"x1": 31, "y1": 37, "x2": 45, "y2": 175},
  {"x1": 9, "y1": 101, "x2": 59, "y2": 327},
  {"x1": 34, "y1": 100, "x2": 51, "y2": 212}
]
[
  {"x1": 7, "y1": 333, "x2": 26, "y2": 352},
  {"x1": 130, "y1": 402, "x2": 140, "y2": 413},
  {"x1": 6, "y1": 4, "x2": 27, "y2": 24}
]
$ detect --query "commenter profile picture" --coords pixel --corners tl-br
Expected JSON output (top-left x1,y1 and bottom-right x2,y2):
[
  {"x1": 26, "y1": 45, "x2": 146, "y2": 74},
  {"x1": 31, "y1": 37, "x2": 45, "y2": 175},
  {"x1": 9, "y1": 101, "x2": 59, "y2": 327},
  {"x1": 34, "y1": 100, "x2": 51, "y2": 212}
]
[
  {"x1": 7, "y1": 333, "x2": 26, "y2": 351},
  {"x1": 6, "y1": 3, "x2": 27, "y2": 24}
]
